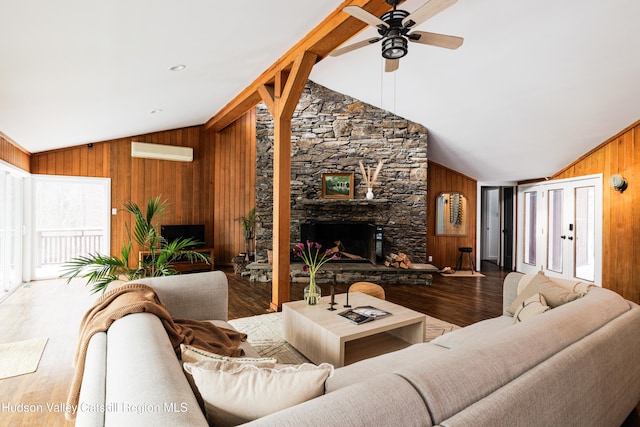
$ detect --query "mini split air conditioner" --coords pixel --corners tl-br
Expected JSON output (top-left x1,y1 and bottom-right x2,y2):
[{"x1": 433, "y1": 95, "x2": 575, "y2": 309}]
[{"x1": 131, "y1": 142, "x2": 193, "y2": 162}]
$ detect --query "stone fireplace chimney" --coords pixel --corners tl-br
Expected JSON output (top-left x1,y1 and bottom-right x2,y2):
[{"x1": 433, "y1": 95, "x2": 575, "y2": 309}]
[{"x1": 255, "y1": 80, "x2": 428, "y2": 264}]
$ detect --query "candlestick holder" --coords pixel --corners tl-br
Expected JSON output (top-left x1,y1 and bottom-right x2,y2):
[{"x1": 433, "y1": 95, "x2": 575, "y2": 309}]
[
  {"x1": 327, "y1": 283, "x2": 337, "y2": 311},
  {"x1": 343, "y1": 284, "x2": 352, "y2": 308}
]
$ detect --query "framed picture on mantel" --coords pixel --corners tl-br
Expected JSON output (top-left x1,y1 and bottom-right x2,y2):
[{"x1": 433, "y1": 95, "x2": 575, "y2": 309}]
[{"x1": 321, "y1": 173, "x2": 354, "y2": 199}]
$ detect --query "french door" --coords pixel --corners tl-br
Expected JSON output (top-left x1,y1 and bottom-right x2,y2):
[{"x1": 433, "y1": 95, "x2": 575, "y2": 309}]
[{"x1": 517, "y1": 175, "x2": 602, "y2": 284}]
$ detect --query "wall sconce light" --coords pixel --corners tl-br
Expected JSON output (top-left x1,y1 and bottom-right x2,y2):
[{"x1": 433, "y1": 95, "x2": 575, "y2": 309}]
[{"x1": 609, "y1": 174, "x2": 628, "y2": 192}]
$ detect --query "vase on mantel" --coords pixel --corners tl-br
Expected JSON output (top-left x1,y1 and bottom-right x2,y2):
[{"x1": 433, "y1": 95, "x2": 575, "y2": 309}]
[
  {"x1": 304, "y1": 272, "x2": 321, "y2": 305},
  {"x1": 366, "y1": 188, "x2": 374, "y2": 200}
]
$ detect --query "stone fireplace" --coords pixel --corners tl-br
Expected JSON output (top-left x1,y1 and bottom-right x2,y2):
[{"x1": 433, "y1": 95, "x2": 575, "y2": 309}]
[
  {"x1": 255, "y1": 80, "x2": 428, "y2": 266},
  {"x1": 299, "y1": 221, "x2": 383, "y2": 264}
]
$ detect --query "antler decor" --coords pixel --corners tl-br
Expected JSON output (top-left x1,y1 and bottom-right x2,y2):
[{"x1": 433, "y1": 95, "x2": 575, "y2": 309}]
[{"x1": 358, "y1": 159, "x2": 385, "y2": 188}]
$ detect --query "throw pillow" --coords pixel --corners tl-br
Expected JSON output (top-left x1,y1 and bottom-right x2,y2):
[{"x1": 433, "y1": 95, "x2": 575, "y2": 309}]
[
  {"x1": 181, "y1": 344, "x2": 278, "y2": 412},
  {"x1": 506, "y1": 272, "x2": 580, "y2": 315},
  {"x1": 514, "y1": 293, "x2": 550, "y2": 323},
  {"x1": 183, "y1": 360, "x2": 334, "y2": 426},
  {"x1": 572, "y1": 281, "x2": 594, "y2": 296},
  {"x1": 180, "y1": 344, "x2": 277, "y2": 365}
]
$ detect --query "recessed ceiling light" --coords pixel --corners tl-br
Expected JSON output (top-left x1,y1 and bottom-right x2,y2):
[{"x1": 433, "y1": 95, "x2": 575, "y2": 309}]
[
  {"x1": 169, "y1": 64, "x2": 186, "y2": 71},
  {"x1": 150, "y1": 109, "x2": 163, "y2": 114}
]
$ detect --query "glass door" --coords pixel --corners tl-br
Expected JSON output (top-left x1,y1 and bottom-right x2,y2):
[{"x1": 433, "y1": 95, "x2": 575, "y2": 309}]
[
  {"x1": 32, "y1": 175, "x2": 110, "y2": 279},
  {"x1": 517, "y1": 175, "x2": 602, "y2": 284}
]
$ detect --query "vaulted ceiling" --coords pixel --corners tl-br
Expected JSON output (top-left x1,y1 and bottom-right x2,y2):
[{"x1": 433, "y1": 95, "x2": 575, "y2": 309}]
[{"x1": 2, "y1": 0, "x2": 640, "y2": 182}]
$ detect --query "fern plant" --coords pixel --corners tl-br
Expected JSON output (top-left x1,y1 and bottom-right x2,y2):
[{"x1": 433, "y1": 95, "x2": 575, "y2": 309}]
[{"x1": 61, "y1": 196, "x2": 210, "y2": 294}]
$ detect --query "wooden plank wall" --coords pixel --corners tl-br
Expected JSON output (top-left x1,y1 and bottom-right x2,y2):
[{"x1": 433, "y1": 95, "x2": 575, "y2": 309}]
[
  {"x1": 553, "y1": 119, "x2": 640, "y2": 304},
  {"x1": 0, "y1": 133, "x2": 31, "y2": 172},
  {"x1": 30, "y1": 126, "x2": 215, "y2": 262},
  {"x1": 211, "y1": 109, "x2": 257, "y2": 264},
  {"x1": 427, "y1": 162, "x2": 477, "y2": 269}
]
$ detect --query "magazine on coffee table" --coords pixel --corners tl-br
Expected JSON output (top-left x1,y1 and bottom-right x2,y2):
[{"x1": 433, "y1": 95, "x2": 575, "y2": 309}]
[{"x1": 338, "y1": 306, "x2": 392, "y2": 325}]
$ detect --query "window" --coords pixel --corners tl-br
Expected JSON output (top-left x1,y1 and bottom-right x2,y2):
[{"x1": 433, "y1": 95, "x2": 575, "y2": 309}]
[
  {"x1": 523, "y1": 192, "x2": 537, "y2": 265},
  {"x1": 0, "y1": 164, "x2": 25, "y2": 293}
]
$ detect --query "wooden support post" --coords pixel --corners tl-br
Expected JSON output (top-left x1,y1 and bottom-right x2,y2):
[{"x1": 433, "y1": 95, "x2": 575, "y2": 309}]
[
  {"x1": 259, "y1": 51, "x2": 317, "y2": 311},
  {"x1": 270, "y1": 115, "x2": 292, "y2": 312}
]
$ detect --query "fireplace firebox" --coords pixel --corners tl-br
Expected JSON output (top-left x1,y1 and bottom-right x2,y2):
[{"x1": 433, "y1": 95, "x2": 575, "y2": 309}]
[{"x1": 299, "y1": 221, "x2": 383, "y2": 264}]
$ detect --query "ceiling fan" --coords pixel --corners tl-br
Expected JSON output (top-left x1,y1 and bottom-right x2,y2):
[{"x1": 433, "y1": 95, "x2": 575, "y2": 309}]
[{"x1": 330, "y1": 0, "x2": 463, "y2": 72}]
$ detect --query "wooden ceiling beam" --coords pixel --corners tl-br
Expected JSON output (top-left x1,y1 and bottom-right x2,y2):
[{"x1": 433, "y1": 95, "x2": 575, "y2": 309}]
[{"x1": 204, "y1": 0, "x2": 397, "y2": 132}]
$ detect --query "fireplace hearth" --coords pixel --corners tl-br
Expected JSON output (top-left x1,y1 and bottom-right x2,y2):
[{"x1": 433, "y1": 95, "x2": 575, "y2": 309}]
[{"x1": 299, "y1": 221, "x2": 383, "y2": 264}]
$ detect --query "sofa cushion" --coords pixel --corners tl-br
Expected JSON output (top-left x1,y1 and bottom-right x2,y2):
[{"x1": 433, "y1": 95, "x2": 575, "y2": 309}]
[
  {"x1": 180, "y1": 343, "x2": 277, "y2": 413},
  {"x1": 184, "y1": 361, "x2": 333, "y2": 426},
  {"x1": 506, "y1": 272, "x2": 580, "y2": 315},
  {"x1": 242, "y1": 373, "x2": 433, "y2": 427},
  {"x1": 438, "y1": 303, "x2": 640, "y2": 427},
  {"x1": 431, "y1": 316, "x2": 513, "y2": 349},
  {"x1": 326, "y1": 342, "x2": 448, "y2": 392},
  {"x1": 514, "y1": 293, "x2": 550, "y2": 323},
  {"x1": 394, "y1": 287, "x2": 631, "y2": 425}
]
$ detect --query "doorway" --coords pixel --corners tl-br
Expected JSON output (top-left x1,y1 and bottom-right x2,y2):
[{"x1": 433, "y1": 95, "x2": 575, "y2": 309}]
[
  {"x1": 32, "y1": 175, "x2": 111, "y2": 279},
  {"x1": 480, "y1": 186, "x2": 515, "y2": 269},
  {"x1": 481, "y1": 187, "x2": 500, "y2": 264}
]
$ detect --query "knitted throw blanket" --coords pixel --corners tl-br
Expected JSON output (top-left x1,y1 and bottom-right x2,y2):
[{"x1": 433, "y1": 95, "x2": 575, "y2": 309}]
[{"x1": 65, "y1": 282, "x2": 246, "y2": 419}]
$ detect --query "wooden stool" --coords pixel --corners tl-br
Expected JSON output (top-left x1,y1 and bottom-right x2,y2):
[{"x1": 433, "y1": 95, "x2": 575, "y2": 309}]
[
  {"x1": 348, "y1": 282, "x2": 385, "y2": 300},
  {"x1": 456, "y1": 247, "x2": 476, "y2": 273}
]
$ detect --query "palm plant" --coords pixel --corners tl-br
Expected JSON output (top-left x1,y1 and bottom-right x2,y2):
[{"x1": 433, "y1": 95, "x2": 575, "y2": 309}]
[{"x1": 61, "y1": 196, "x2": 210, "y2": 294}]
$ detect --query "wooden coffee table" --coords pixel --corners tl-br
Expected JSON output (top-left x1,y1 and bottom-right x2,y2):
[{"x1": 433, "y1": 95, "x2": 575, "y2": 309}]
[{"x1": 282, "y1": 292, "x2": 426, "y2": 367}]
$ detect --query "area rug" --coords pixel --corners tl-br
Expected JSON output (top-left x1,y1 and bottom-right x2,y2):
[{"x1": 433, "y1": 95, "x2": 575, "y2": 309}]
[
  {"x1": 440, "y1": 270, "x2": 486, "y2": 278},
  {"x1": 0, "y1": 337, "x2": 48, "y2": 379},
  {"x1": 229, "y1": 312, "x2": 460, "y2": 364}
]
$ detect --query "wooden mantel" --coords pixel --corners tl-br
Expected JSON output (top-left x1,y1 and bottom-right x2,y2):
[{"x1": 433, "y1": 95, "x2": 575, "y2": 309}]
[{"x1": 204, "y1": 0, "x2": 402, "y2": 311}]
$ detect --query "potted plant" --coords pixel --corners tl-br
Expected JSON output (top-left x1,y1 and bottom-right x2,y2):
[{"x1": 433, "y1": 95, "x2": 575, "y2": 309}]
[
  {"x1": 61, "y1": 196, "x2": 210, "y2": 294},
  {"x1": 238, "y1": 208, "x2": 257, "y2": 261}
]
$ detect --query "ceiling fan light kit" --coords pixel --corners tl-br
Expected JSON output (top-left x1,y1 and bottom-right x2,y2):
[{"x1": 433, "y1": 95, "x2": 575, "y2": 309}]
[
  {"x1": 382, "y1": 36, "x2": 408, "y2": 59},
  {"x1": 334, "y1": 0, "x2": 463, "y2": 71}
]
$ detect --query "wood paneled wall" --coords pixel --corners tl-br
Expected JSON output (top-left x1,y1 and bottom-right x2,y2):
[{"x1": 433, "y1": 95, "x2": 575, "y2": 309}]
[
  {"x1": 212, "y1": 109, "x2": 256, "y2": 264},
  {"x1": 427, "y1": 162, "x2": 477, "y2": 268},
  {"x1": 29, "y1": 114, "x2": 257, "y2": 267},
  {"x1": 30, "y1": 126, "x2": 216, "y2": 262},
  {"x1": 553, "y1": 119, "x2": 640, "y2": 304},
  {"x1": 0, "y1": 133, "x2": 30, "y2": 172}
]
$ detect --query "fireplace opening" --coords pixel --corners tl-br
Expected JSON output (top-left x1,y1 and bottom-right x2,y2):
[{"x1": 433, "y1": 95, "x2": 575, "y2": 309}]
[{"x1": 299, "y1": 221, "x2": 383, "y2": 264}]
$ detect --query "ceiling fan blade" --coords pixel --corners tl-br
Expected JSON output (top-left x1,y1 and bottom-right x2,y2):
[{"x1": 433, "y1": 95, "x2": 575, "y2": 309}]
[
  {"x1": 402, "y1": 0, "x2": 457, "y2": 29},
  {"x1": 385, "y1": 59, "x2": 399, "y2": 73},
  {"x1": 330, "y1": 37, "x2": 381, "y2": 57},
  {"x1": 344, "y1": 5, "x2": 389, "y2": 29},
  {"x1": 409, "y1": 31, "x2": 463, "y2": 49}
]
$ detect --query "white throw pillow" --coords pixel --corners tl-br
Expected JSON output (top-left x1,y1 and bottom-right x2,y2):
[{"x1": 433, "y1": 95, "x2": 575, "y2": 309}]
[
  {"x1": 183, "y1": 360, "x2": 334, "y2": 426},
  {"x1": 180, "y1": 343, "x2": 277, "y2": 365},
  {"x1": 507, "y1": 272, "x2": 580, "y2": 315},
  {"x1": 514, "y1": 293, "x2": 550, "y2": 323}
]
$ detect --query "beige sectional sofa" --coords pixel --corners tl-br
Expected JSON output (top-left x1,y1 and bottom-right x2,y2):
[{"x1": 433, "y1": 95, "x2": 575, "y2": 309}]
[{"x1": 75, "y1": 271, "x2": 640, "y2": 427}]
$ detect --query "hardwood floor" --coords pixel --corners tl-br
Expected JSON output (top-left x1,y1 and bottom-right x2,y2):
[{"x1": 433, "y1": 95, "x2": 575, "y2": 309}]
[
  {"x1": 0, "y1": 278, "x2": 95, "y2": 427},
  {"x1": 0, "y1": 262, "x2": 637, "y2": 426},
  {"x1": 228, "y1": 261, "x2": 508, "y2": 327}
]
